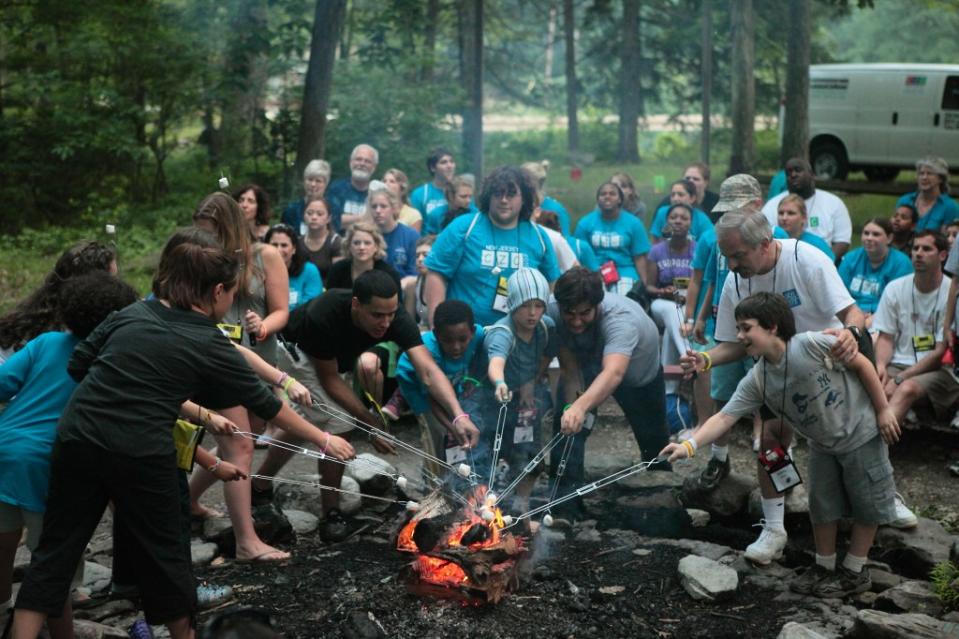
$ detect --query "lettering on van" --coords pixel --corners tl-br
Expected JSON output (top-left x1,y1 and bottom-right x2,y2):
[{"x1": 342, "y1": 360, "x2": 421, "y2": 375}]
[
  {"x1": 811, "y1": 78, "x2": 848, "y2": 101},
  {"x1": 945, "y1": 112, "x2": 959, "y2": 131},
  {"x1": 904, "y1": 75, "x2": 927, "y2": 95}
]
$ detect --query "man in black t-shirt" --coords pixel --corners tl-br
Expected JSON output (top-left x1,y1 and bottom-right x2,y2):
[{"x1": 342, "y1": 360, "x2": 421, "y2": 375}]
[{"x1": 253, "y1": 270, "x2": 480, "y2": 541}]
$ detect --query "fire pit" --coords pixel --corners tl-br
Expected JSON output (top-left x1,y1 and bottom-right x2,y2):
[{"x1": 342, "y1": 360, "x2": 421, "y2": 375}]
[{"x1": 396, "y1": 486, "x2": 527, "y2": 603}]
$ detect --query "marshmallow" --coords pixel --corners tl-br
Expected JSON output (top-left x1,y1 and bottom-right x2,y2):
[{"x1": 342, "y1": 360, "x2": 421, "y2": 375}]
[
  {"x1": 105, "y1": 224, "x2": 116, "y2": 235},
  {"x1": 480, "y1": 508, "x2": 495, "y2": 522},
  {"x1": 485, "y1": 493, "x2": 497, "y2": 505},
  {"x1": 543, "y1": 514, "x2": 554, "y2": 527},
  {"x1": 218, "y1": 176, "x2": 229, "y2": 189},
  {"x1": 396, "y1": 476, "x2": 408, "y2": 490},
  {"x1": 405, "y1": 501, "x2": 420, "y2": 511},
  {"x1": 502, "y1": 515, "x2": 513, "y2": 526},
  {"x1": 456, "y1": 463, "x2": 471, "y2": 478}
]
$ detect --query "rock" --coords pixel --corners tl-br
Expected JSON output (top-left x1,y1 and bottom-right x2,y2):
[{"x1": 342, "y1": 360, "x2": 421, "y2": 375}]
[
  {"x1": 646, "y1": 537, "x2": 736, "y2": 561},
  {"x1": 345, "y1": 453, "x2": 396, "y2": 495},
  {"x1": 283, "y1": 509, "x2": 319, "y2": 535},
  {"x1": 204, "y1": 504, "x2": 293, "y2": 556},
  {"x1": 191, "y1": 540, "x2": 218, "y2": 566},
  {"x1": 869, "y1": 568, "x2": 903, "y2": 593},
  {"x1": 82, "y1": 561, "x2": 112, "y2": 594},
  {"x1": 686, "y1": 509, "x2": 710, "y2": 527},
  {"x1": 677, "y1": 554, "x2": 739, "y2": 601},
  {"x1": 339, "y1": 476, "x2": 363, "y2": 515},
  {"x1": 574, "y1": 528, "x2": 602, "y2": 543},
  {"x1": 72, "y1": 619, "x2": 128, "y2": 639},
  {"x1": 850, "y1": 610, "x2": 954, "y2": 639},
  {"x1": 273, "y1": 474, "x2": 361, "y2": 517},
  {"x1": 74, "y1": 599, "x2": 136, "y2": 623},
  {"x1": 619, "y1": 467, "x2": 684, "y2": 490},
  {"x1": 678, "y1": 471, "x2": 753, "y2": 517},
  {"x1": 202, "y1": 516, "x2": 233, "y2": 541},
  {"x1": 853, "y1": 591, "x2": 878, "y2": 607},
  {"x1": 951, "y1": 538, "x2": 959, "y2": 563},
  {"x1": 343, "y1": 610, "x2": 386, "y2": 639},
  {"x1": 943, "y1": 611, "x2": 959, "y2": 624},
  {"x1": 615, "y1": 488, "x2": 682, "y2": 511},
  {"x1": 874, "y1": 580, "x2": 943, "y2": 617},
  {"x1": 874, "y1": 518, "x2": 955, "y2": 579},
  {"x1": 777, "y1": 622, "x2": 829, "y2": 638}
]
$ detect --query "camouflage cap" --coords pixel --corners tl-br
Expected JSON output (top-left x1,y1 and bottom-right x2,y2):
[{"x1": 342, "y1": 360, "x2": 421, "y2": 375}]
[{"x1": 712, "y1": 174, "x2": 762, "y2": 213}]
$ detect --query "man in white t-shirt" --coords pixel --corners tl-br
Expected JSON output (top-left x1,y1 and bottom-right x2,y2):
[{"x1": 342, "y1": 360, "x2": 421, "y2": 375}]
[
  {"x1": 876, "y1": 231, "x2": 957, "y2": 437},
  {"x1": 684, "y1": 210, "x2": 869, "y2": 564},
  {"x1": 761, "y1": 158, "x2": 852, "y2": 261}
]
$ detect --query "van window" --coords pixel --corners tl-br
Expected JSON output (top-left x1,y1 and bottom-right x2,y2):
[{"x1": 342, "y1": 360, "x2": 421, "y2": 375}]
[{"x1": 943, "y1": 76, "x2": 959, "y2": 110}]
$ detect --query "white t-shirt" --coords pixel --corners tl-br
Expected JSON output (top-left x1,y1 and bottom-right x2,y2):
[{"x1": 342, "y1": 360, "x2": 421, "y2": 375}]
[
  {"x1": 540, "y1": 225, "x2": 579, "y2": 273},
  {"x1": 715, "y1": 239, "x2": 854, "y2": 343},
  {"x1": 762, "y1": 189, "x2": 852, "y2": 245},
  {"x1": 871, "y1": 274, "x2": 951, "y2": 367}
]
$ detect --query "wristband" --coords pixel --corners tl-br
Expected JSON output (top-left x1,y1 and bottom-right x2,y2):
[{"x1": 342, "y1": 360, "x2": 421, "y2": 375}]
[
  {"x1": 680, "y1": 439, "x2": 696, "y2": 458},
  {"x1": 208, "y1": 456, "x2": 221, "y2": 473},
  {"x1": 562, "y1": 403, "x2": 572, "y2": 413},
  {"x1": 701, "y1": 351, "x2": 713, "y2": 372},
  {"x1": 493, "y1": 380, "x2": 506, "y2": 386},
  {"x1": 451, "y1": 413, "x2": 470, "y2": 426},
  {"x1": 276, "y1": 372, "x2": 289, "y2": 387},
  {"x1": 282, "y1": 376, "x2": 297, "y2": 392},
  {"x1": 321, "y1": 432, "x2": 331, "y2": 455},
  {"x1": 685, "y1": 318, "x2": 694, "y2": 325}
]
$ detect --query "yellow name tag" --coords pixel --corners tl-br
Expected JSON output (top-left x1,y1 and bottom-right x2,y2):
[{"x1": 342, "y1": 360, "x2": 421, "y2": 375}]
[
  {"x1": 172, "y1": 419, "x2": 204, "y2": 472},
  {"x1": 217, "y1": 323, "x2": 242, "y2": 342},
  {"x1": 492, "y1": 275, "x2": 510, "y2": 313},
  {"x1": 912, "y1": 334, "x2": 935, "y2": 352},
  {"x1": 672, "y1": 276, "x2": 690, "y2": 289}
]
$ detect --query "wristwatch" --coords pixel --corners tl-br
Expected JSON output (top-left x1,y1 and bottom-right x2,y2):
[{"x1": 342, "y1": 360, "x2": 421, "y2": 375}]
[
  {"x1": 894, "y1": 375, "x2": 903, "y2": 385},
  {"x1": 845, "y1": 325, "x2": 863, "y2": 341}
]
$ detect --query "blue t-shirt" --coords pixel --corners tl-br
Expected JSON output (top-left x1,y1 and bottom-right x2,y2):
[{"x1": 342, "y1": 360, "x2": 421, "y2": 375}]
[
  {"x1": 485, "y1": 315, "x2": 556, "y2": 388},
  {"x1": 411, "y1": 183, "x2": 448, "y2": 219},
  {"x1": 837, "y1": 247, "x2": 914, "y2": 314},
  {"x1": 424, "y1": 202, "x2": 480, "y2": 236},
  {"x1": 282, "y1": 199, "x2": 308, "y2": 235},
  {"x1": 767, "y1": 170, "x2": 788, "y2": 200},
  {"x1": 0, "y1": 332, "x2": 81, "y2": 512},
  {"x1": 425, "y1": 213, "x2": 561, "y2": 326},
  {"x1": 773, "y1": 228, "x2": 835, "y2": 262},
  {"x1": 396, "y1": 325, "x2": 485, "y2": 414},
  {"x1": 574, "y1": 209, "x2": 651, "y2": 282},
  {"x1": 288, "y1": 261, "x2": 323, "y2": 311},
  {"x1": 541, "y1": 196, "x2": 571, "y2": 237},
  {"x1": 382, "y1": 223, "x2": 421, "y2": 277},
  {"x1": 650, "y1": 204, "x2": 714, "y2": 241},
  {"x1": 326, "y1": 178, "x2": 368, "y2": 232},
  {"x1": 567, "y1": 236, "x2": 600, "y2": 271},
  {"x1": 896, "y1": 191, "x2": 959, "y2": 230}
]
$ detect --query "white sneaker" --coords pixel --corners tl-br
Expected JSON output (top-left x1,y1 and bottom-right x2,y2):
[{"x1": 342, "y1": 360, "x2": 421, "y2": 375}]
[
  {"x1": 888, "y1": 493, "x2": 918, "y2": 529},
  {"x1": 744, "y1": 521, "x2": 787, "y2": 565}
]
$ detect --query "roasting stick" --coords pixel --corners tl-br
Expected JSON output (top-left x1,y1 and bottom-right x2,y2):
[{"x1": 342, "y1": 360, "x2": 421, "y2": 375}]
[
  {"x1": 543, "y1": 434, "x2": 576, "y2": 507},
  {"x1": 503, "y1": 457, "x2": 668, "y2": 528},
  {"x1": 491, "y1": 432, "x2": 571, "y2": 508},
  {"x1": 250, "y1": 474, "x2": 422, "y2": 511},
  {"x1": 311, "y1": 400, "x2": 472, "y2": 480},
  {"x1": 487, "y1": 402, "x2": 510, "y2": 489}
]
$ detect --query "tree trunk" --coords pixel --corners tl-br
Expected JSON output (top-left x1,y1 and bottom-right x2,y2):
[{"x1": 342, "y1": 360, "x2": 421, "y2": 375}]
[
  {"x1": 220, "y1": 0, "x2": 269, "y2": 158},
  {"x1": 295, "y1": 0, "x2": 348, "y2": 182},
  {"x1": 460, "y1": 0, "x2": 484, "y2": 179},
  {"x1": 422, "y1": 0, "x2": 440, "y2": 81},
  {"x1": 340, "y1": 0, "x2": 354, "y2": 60},
  {"x1": 700, "y1": 0, "x2": 712, "y2": 164},
  {"x1": 617, "y1": 0, "x2": 641, "y2": 163},
  {"x1": 729, "y1": 0, "x2": 756, "y2": 174},
  {"x1": 781, "y1": 0, "x2": 811, "y2": 164},
  {"x1": 563, "y1": 0, "x2": 578, "y2": 154},
  {"x1": 545, "y1": 3, "x2": 556, "y2": 81}
]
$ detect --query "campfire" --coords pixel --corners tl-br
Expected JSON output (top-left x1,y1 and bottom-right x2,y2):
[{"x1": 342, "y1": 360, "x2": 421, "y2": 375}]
[{"x1": 396, "y1": 485, "x2": 527, "y2": 603}]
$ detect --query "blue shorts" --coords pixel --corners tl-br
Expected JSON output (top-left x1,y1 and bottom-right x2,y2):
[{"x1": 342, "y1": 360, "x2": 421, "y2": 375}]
[{"x1": 710, "y1": 356, "x2": 755, "y2": 402}]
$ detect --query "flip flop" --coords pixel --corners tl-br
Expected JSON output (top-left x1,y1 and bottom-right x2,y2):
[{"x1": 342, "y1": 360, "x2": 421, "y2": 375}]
[
  {"x1": 235, "y1": 549, "x2": 290, "y2": 563},
  {"x1": 190, "y1": 505, "x2": 226, "y2": 521}
]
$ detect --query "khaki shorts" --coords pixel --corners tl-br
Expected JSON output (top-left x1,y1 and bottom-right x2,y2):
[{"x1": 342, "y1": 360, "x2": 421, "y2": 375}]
[
  {"x1": 276, "y1": 344, "x2": 353, "y2": 435},
  {"x1": 0, "y1": 501, "x2": 84, "y2": 587},
  {"x1": 887, "y1": 364, "x2": 959, "y2": 419},
  {"x1": 806, "y1": 435, "x2": 897, "y2": 525}
]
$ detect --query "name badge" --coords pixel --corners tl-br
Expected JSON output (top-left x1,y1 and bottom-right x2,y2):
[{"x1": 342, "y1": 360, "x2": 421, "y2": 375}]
[
  {"x1": 672, "y1": 276, "x2": 690, "y2": 289},
  {"x1": 217, "y1": 323, "x2": 243, "y2": 342},
  {"x1": 913, "y1": 334, "x2": 935, "y2": 352},
  {"x1": 289, "y1": 290, "x2": 299, "y2": 306},
  {"x1": 492, "y1": 275, "x2": 510, "y2": 313},
  {"x1": 514, "y1": 408, "x2": 536, "y2": 443}
]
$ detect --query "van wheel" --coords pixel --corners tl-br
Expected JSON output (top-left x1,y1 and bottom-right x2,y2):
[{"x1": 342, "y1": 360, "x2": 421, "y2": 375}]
[
  {"x1": 810, "y1": 142, "x2": 849, "y2": 181},
  {"x1": 863, "y1": 167, "x2": 900, "y2": 183}
]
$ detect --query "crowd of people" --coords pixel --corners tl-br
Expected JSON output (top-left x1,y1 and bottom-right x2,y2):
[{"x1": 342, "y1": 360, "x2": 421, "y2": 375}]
[{"x1": 1, "y1": 145, "x2": 958, "y2": 638}]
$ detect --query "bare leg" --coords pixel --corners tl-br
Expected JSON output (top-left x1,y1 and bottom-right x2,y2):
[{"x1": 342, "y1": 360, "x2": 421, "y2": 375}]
[
  {"x1": 356, "y1": 352, "x2": 384, "y2": 406},
  {"x1": 811, "y1": 521, "x2": 838, "y2": 558},
  {"x1": 320, "y1": 454, "x2": 346, "y2": 515},
  {"x1": 11, "y1": 609, "x2": 46, "y2": 639},
  {"x1": 693, "y1": 371, "x2": 713, "y2": 428},
  {"x1": 0, "y1": 529, "x2": 20, "y2": 604},
  {"x1": 888, "y1": 381, "x2": 923, "y2": 423},
  {"x1": 46, "y1": 599, "x2": 74, "y2": 639},
  {"x1": 847, "y1": 522, "x2": 878, "y2": 558},
  {"x1": 165, "y1": 615, "x2": 195, "y2": 639}
]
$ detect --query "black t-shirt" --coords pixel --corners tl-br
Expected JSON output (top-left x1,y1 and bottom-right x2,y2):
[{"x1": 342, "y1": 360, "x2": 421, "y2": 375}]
[
  {"x1": 324, "y1": 259, "x2": 403, "y2": 294},
  {"x1": 288, "y1": 289, "x2": 423, "y2": 373},
  {"x1": 60, "y1": 300, "x2": 282, "y2": 458}
]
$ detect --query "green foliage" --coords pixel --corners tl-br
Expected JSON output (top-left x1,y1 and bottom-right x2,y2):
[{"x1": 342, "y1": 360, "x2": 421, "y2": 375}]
[
  {"x1": 651, "y1": 132, "x2": 693, "y2": 162},
  {"x1": 931, "y1": 561, "x2": 959, "y2": 612}
]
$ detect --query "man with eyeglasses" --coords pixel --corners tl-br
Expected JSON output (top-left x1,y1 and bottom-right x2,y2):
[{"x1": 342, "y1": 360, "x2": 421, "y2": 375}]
[{"x1": 327, "y1": 144, "x2": 379, "y2": 232}]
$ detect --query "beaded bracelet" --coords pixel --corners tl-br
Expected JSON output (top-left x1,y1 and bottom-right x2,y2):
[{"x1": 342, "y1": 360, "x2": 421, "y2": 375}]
[
  {"x1": 451, "y1": 413, "x2": 470, "y2": 426},
  {"x1": 282, "y1": 376, "x2": 297, "y2": 392}
]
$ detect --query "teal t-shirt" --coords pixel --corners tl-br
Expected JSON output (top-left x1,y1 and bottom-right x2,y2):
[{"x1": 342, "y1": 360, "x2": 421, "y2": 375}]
[
  {"x1": 837, "y1": 247, "x2": 914, "y2": 314},
  {"x1": 574, "y1": 209, "x2": 651, "y2": 282},
  {"x1": 395, "y1": 324, "x2": 485, "y2": 414}
]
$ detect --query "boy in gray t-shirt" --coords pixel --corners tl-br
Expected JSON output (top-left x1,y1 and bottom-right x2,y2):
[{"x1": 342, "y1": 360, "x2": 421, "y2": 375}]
[{"x1": 662, "y1": 292, "x2": 902, "y2": 599}]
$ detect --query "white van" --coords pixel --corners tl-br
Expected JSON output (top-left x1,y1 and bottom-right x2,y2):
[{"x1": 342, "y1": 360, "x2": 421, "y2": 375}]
[{"x1": 806, "y1": 63, "x2": 959, "y2": 181}]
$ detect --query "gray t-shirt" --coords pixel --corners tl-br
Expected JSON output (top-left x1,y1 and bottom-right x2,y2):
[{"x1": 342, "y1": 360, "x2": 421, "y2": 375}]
[
  {"x1": 548, "y1": 292, "x2": 660, "y2": 388},
  {"x1": 485, "y1": 315, "x2": 556, "y2": 388},
  {"x1": 722, "y1": 332, "x2": 877, "y2": 454},
  {"x1": 945, "y1": 242, "x2": 959, "y2": 331}
]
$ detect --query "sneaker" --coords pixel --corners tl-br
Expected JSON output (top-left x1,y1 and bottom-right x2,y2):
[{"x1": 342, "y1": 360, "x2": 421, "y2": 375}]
[
  {"x1": 197, "y1": 583, "x2": 234, "y2": 609},
  {"x1": 251, "y1": 479, "x2": 274, "y2": 508},
  {"x1": 950, "y1": 460, "x2": 959, "y2": 477},
  {"x1": 697, "y1": 456, "x2": 730, "y2": 491},
  {"x1": 320, "y1": 509, "x2": 351, "y2": 543},
  {"x1": 888, "y1": 493, "x2": 918, "y2": 529},
  {"x1": 381, "y1": 388, "x2": 407, "y2": 422},
  {"x1": 744, "y1": 522, "x2": 787, "y2": 565},
  {"x1": 790, "y1": 564, "x2": 833, "y2": 595},
  {"x1": 128, "y1": 619, "x2": 154, "y2": 639},
  {"x1": 812, "y1": 566, "x2": 871, "y2": 598}
]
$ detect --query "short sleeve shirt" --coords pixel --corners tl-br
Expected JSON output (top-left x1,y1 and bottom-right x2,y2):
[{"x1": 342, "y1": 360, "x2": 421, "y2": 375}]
[
  {"x1": 573, "y1": 209, "x2": 651, "y2": 281},
  {"x1": 762, "y1": 190, "x2": 852, "y2": 244},
  {"x1": 837, "y1": 247, "x2": 913, "y2": 314},
  {"x1": 411, "y1": 183, "x2": 448, "y2": 219},
  {"x1": 897, "y1": 191, "x2": 959, "y2": 230},
  {"x1": 395, "y1": 325, "x2": 484, "y2": 414},
  {"x1": 485, "y1": 315, "x2": 557, "y2": 388},
  {"x1": 382, "y1": 223, "x2": 421, "y2": 278},
  {"x1": 872, "y1": 274, "x2": 951, "y2": 367},
  {"x1": 650, "y1": 205, "x2": 714, "y2": 241},
  {"x1": 326, "y1": 178, "x2": 368, "y2": 232}
]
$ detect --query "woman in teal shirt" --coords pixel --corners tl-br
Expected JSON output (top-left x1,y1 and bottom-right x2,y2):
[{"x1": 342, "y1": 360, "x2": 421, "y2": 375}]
[{"x1": 838, "y1": 217, "x2": 913, "y2": 326}]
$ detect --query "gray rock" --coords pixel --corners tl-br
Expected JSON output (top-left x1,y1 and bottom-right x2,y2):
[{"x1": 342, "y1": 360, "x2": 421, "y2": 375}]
[
  {"x1": 678, "y1": 471, "x2": 753, "y2": 517},
  {"x1": 619, "y1": 468, "x2": 684, "y2": 490},
  {"x1": 874, "y1": 580, "x2": 943, "y2": 617},
  {"x1": 274, "y1": 475, "x2": 362, "y2": 516},
  {"x1": 338, "y1": 476, "x2": 363, "y2": 515},
  {"x1": 869, "y1": 568, "x2": 903, "y2": 593},
  {"x1": 82, "y1": 561, "x2": 112, "y2": 593},
  {"x1": 853, "y1": 591, "x2": 878, "y2": 607},
  {"x1": 345, "y1": 453, "x2": 396, "y2": 495},
  {"x1": 850, "y1": 610, "x2": 954, "y2": 639},
  {"x1": 873, "y1": 518, "x2": 954, "y2": 579},
  {"x1": 283, "y1": 509, "x2": 320, "y2": 535},
  {"x1": 574, "y1": 528, "x2": 602, "y2": 543},
  {"x1": 646, "y1": 537, "x2": 736, "y2": 561},
  {"x1": 202, "y1": 516, "x2": 233, "y2": 541},
  {"x1": 943, "y1": 611, "x2": 959, "y2": 624},
  {"x1": 72, "y1": 619, "x2": 128, "y2": 639},
  {"x1": 677, "y1": 554, "x2": 739, "y2": 601},
  {"x1": 74, "y1": 599, "x2": 136, "y2": 623},
  {"x1": 190, "y1": 540, "x2": 218, "y2": 566},
  {"x1": 686, "y1": 508, "x2": 710, "y2": 527},
  {"x1": 776, "y1": 622, "x2": 828, "y2": 639}
]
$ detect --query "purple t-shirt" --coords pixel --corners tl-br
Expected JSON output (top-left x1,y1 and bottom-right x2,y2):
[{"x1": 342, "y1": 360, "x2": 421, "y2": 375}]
[{"x1": 648, "y1": 240, "x2": 695, "y2": 288}]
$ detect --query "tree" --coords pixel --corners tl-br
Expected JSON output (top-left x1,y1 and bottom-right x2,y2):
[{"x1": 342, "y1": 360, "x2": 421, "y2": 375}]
[
  {"x1": 728, "y1": 0, "x2": 756, "y2": 174},
  {"x1": 618, "y1": 0, "x2": 641, "y2": 163},
  {"x1": 700, "y1": 0, "x2": 713, "y2": 164},
  {"x1": 294, "y1": 0, "x2": 347, "y2": 184},
  {"x1": 780, "y1": 0, "x2": 810, "y2": 165},
  {"x1": 563, "y1": 0, "x2": 578, "y2": 154},
  {"x1": 459, "y1": 0, "x2": 484, "y2": 178}
]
